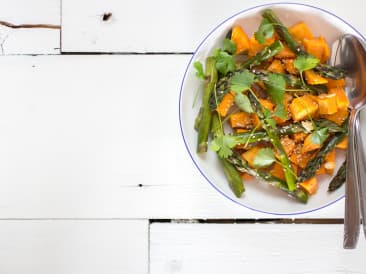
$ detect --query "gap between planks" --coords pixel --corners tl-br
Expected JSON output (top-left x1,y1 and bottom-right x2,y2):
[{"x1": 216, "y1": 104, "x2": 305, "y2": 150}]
[{"x1": 0, "y1": 218, "x2": 344, "y2": 224}]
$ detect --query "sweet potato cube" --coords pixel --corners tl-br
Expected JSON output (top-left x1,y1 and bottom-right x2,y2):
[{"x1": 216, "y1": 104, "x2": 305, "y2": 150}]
[
  {"x1": 289, "y1": 22, "x2": 314, "y2": 41},
  {"x1": 303, "y1": 36, "x2": 330, "y2": 63},
  {"x1": 270, "y1": 162, "x2": 285, "y2": 181},
  {"x1": 242, "y1": 146, "x2": 261, "y2": 167},
  {"x1": 326, "y1": 78, "x2": 346, "y2": 89},
  {"x1": 280, "y1": 136, "x2": 296, "y2": 156},
  {"x1": 300, "y1": 177, "x2": 318, "y2": 195},
  {"x1": 231, "y1": 25, "x2": 250, "y2": 54},
  {"x1": 328, "y1": 87, "x2": 349, "y2": 110},
  {"x1": 323, "y1": 108, "x2": 349, "y2": 125},
  {"x1": 302, "y1": 134, "x2": 321, "y2": 153},
  {"x1": 259, "y1": 99, "x2": 274, "y2": 111},
  {"x1": 217, "y1": 92, "x2": 234, "y2": 117},
  {"x1": 289, "y1": 95, "x2": 318, "y2": 121},
  {"x1": 304, "y1": 70, "x2": 328, "y2": 85},
  {"x1": 275, "y1": 45, "x2": 296, "y2": 59},
  {"x1": 229, "y1": 112, "x2": 252, "y2": 129},
  {"x1": 283, "y1": 59, "x2": 298, "y2": 75},
  {"x1": 267, "y1": 59, "x2": 285, "y2": 74},
  {"x1": 336, "y1": 136, "x2": 348, "y2": 149},
  {"x1": 324, "y1": 149, "x2": 336, "y2": 175},
  {"x1": 316, "y1": 93, "x2": 338, "y2": 115}
]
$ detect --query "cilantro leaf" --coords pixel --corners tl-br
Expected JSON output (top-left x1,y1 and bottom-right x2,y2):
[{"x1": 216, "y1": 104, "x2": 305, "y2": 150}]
[
  {"x1": 215, "y1": 49, "x2": 236, "y2": 75},
  {"x1": 234, "y1": 93, "x2": 254, "y2": 113},
  {"x1": 223, "y1": 38, "x2": 237, "y2": 54},
  {"x1": 254, "y1": 18, "x2": 274, "y2": 45},
  {"x1": 273, "y1": 104, "x2": 287, "y2": 119},
  {"x1": 230, "y1": 70, "x2": 255, "y2": 93},
  {"x1": 253, "y1": 148, "x2": 276, "y2": 168},
  {"x1": 263, "y1": 107, "x2": 276, "y2": 128},
  {"x1": 293, "y1": 54, "x2": 320, "y2": 72},
  {"x1": 193, "y1": 61, "x2": 205, "y2": 80},
  {"x1": 265, "y1": 73, "x2": 286, "y2": 105},
  {"x1": 210, "y1": 135, "x2": 238, "y2": 159},
  {"x1": 310, "y1": 128, "x2": 329, "y2": 145}
]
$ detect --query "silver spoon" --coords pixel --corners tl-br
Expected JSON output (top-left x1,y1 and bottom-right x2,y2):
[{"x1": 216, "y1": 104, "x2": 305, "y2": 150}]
[{"x1": 332, "y1": 34, "x2": 366, "y2": 248}]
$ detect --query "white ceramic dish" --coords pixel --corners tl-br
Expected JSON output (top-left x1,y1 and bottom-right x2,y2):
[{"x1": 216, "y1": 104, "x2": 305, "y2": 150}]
[{"x1": 179, "y1": 3, "x2": 365, "y2": 215}]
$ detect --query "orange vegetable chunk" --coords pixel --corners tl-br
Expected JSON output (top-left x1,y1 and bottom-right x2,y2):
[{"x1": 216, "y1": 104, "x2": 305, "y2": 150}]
[
  {"x1": 267, "y1": 59, "x2": 285, "y2": 74},
  {"x1": 242, "y1": 146, "x2": 261, "y2": 168},
  {"x1": 229, "y1": 112, "x2": 252, "y2": 129},
  {"x1": 217, "y1": 92, "x2": 234, "y2": 117},
  {"x1": 303, "y1": 36, "x2": 330, "y2": 63},
  {"x1": 289, "y1": 22, "x2": 314, "y2": 41},
  {"x1": 270, "y1": 162, "x2": 285, "y2": 181},
  {"x1": 300, "y1": 177, "x2": 318, "y2": 195},
  {"x1": 323, "y1": 108, "x2": 349, "y2": 125},
  {"x1": 316, "y1": 93, "x2": 338, "y2": 115},
  {"x1": 326, "y1": 78, "x2": 345, "y2": 89},
  {"x1": 275, "y1": 45, "x2": 296, "y2": 59},
  {"x1": 231, "y1": 25, "x2": 250, "y2": 54},
  {"x1": 302, "y1": 134, "x2": 321, "y2": 153},
  {"x1": 336, "y1": 136, "x2": 348, "y2": 149},
  {"x1": 304, "y1": 70, "x2": 328, "y2": 85},
  {"x1": 328, "y1": 87, "x2": 349, "y2": 110},
  {"x1": 324, "y1": 149, "x2": 336, "y2": 175},
  {"x1": 289, "y1": 95, "x2": 318, "y2": 121}
]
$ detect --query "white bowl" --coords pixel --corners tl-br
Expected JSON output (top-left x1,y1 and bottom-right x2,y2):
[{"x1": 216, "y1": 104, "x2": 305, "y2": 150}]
[{"x1": 179, "y1": 3, "x2": 365, "y2": 215}]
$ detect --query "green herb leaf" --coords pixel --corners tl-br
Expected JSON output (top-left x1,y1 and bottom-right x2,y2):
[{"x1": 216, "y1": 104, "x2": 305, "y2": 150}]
[
  {"x1": 193, "y1": 61, "x2": 205, "y2": 80},
  {"x1": 215, "y1": 49, "x2": 236, "y2": 75},
  {"x1": 254, "y1": 18, "x2": 274, "y2": 45},
  {"x1": 263, "y1": 107, "x2": 276, "y2": 128},
  {"x1": 230, "y1": 70, "x2": 255, "y2": 93},
  {"x1": 210, "y1": 135, "x2": 238, "y2": 159},
  {"x1": 234, "y1": 93, "x2": 254, "y2": 113},
  {"x1": 310, "y1": 128, "x2": 329, "y2": 145},
  {"x1": 293, "y1": 54, "x2": 320, "y2": 72},
  {"x1": 273, "y1": 104, "x2": 287, "y2": 119},
  {"x1": 223, "y1": 38, "x2": 237, "y2": 54},
  {"x1": 253, "y1": 147, "x2": 276, "y2": 168},
  {"x1": 265, "y1": 73, "x2": 286, "y2": 105}
]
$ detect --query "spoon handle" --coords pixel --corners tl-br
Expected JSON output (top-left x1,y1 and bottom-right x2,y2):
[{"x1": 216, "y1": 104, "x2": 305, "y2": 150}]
[
  {"x1": 355, "y1": 111, "x2": 366, "y2": 238},
  {"x1": 344, "y1": 109, "x2": 360, "y2": 249}
]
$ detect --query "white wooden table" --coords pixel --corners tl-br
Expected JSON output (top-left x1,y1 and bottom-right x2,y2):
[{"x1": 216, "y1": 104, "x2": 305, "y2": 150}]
[{"x1": 1, "y1": 0, "x2": 366, "y2": 273}]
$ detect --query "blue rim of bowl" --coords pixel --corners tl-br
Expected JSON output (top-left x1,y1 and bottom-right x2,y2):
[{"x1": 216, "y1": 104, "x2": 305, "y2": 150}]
[{"x1": 179, "y1": 2, "x2": 366, "y2": 215}]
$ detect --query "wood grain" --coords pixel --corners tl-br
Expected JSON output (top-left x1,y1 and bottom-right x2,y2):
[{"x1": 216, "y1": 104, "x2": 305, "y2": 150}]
[
  {"x1": 0, "y1": 54, "x2": 346, "y2": 219},
  {"x1": 151, "y1": 223, "x2": 366, "y2": 274},
  {"x1": 0, "y1": 220, "x2": 148, "y2": 274},
  {"x1": 0, "y1": 0, "x2": 60, "y2": 54},
  {"x1": 61, "y1": 0, "x2": 366, "y2": 53}
]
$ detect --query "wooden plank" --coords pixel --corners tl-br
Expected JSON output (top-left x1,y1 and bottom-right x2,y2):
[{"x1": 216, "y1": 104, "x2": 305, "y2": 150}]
[
  {"x1": 150, "y1": 223, "x2": 366, "y2": 274},
  {"x1": 0, "y1": 54, "x2": 347, "y2": 219},
  {"x1": 0, "y1": 0, "x2": 60, "y2": 54},
  {"x1": 0, "y1": 220, "x2": 148, "y2": 274},
  {"x1": 61, "y1": 0, "x2": 366, "y2": 53}
]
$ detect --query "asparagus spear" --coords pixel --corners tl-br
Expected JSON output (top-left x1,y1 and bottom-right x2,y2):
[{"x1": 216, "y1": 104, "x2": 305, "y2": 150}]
[
  {"x1": 211, "y1": 112, "x2": 245, "y2": 197},
  {"x1": 248, "y1": 91, "x2": 297, "y2": 191},
  {"x1": 328, "y1": 160, "x2": 346, "y2": 192},
  {"x1": 313, "y1": 63, "x2": 346, "y2": 80},
  {"x1": 262, "y1": 9, "x2": 345, "y2": 79},
  {"x1": 227, "y1": 154, "x2": 308, "y2": 203},
  {"x1": 197, "y1": 57, "x2": 218, "y2": 153},
  {"x1": 298, "y1": 130, "x2": 347, "y2": 182},
  {"x1": 241, "y1": 40, "x2": 284, "y2": 68},
  {"x1": 233, "y1": 123, "x2": 304, "y2": 144}
]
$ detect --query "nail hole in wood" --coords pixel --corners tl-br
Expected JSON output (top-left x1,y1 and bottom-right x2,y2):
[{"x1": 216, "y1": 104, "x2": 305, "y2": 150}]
[{"x1": 102, "y1": 13, "x2": 112, "y2": 21}]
